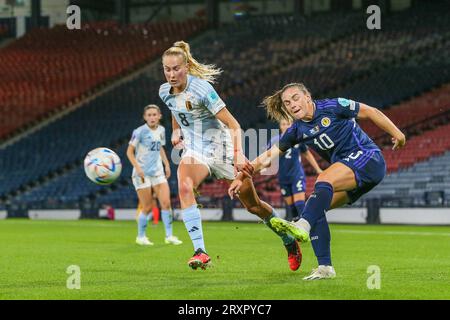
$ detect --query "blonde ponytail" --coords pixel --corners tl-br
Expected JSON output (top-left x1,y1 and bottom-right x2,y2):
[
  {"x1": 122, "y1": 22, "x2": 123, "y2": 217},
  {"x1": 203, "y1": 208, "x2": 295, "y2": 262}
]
[
  {"x1": 163, "y1": 40, "x2": 222, "y2": 83},
  {"x1": 262, "y1": 83, "x2": 311, "y2": 122}
]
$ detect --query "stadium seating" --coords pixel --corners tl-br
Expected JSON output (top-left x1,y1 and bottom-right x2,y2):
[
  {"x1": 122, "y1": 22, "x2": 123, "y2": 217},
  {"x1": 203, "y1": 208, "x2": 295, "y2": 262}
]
[
  {"x1": 359, "y1": 84, "x2": 450, "y2": 139},
  {"x1": 365, "y1": 150, "x2": 450, "y2": 206},
  {"x1": 0, "y1": 19, "x2": 206, "y2": 139}
]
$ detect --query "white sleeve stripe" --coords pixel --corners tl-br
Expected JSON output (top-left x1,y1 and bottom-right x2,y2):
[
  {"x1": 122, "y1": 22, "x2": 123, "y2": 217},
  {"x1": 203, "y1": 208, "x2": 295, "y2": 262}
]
[{"x1": 191, "y1": 82, "x2": 208, "y2": 97}]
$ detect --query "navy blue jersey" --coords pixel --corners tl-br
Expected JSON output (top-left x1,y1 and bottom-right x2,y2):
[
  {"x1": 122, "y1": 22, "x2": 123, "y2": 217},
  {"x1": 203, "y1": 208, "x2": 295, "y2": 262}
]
[
  {"x1": 278, "y1": 98, "x2": 380, "y2": 163},
  {"x1": 268, "y1": 134, "x2": 307, "y2": 184}
]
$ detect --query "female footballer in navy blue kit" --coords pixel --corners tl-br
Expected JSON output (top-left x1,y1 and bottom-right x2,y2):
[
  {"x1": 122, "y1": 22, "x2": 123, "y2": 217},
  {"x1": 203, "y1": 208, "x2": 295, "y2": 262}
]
[
  {"x1": 268, "y1": 119, "x2": 323, "y2": 222},
  {"x1": 229, "y1": 83, "x2": 406, "y2": 280}
]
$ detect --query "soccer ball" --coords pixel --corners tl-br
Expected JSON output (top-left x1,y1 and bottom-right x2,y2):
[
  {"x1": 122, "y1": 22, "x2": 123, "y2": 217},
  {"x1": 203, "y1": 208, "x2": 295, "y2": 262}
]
[{"x1": 84, "y1": 148, "x2": 122, "y2": 185}]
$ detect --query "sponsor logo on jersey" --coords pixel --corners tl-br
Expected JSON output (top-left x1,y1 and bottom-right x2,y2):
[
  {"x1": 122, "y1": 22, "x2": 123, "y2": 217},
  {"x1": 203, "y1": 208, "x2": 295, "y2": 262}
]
[
  {"x1": 303, "y1": 133, "x2": 309, "y2": 139},
  {"x1": 321, "y1": 117, "x2": 331, "y2": 127},
  {"x1": 309, "y1": 125, "x2": 320, "y2": 135}
]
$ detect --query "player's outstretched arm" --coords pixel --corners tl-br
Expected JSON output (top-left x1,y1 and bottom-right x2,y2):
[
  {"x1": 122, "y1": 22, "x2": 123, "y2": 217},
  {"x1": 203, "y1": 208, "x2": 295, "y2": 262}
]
[
  {"x1": 126, "y1": 144, "x2": 144, "y2": 178},
  {"x1": 358, "y1": 103, "x2": 406, "y2": 150},
  {"x1": 214, "y1": 107, "x2": 249, "y2": 172},
  {"x1": 228, "y1": 145, "x2": 282, "y2": 199},
  {"x1": 171, "y1": 114, "x2": 183, "y2": 148},
  {"x1": 160, "y1": 147, "x2": 171, "y2": 179}
]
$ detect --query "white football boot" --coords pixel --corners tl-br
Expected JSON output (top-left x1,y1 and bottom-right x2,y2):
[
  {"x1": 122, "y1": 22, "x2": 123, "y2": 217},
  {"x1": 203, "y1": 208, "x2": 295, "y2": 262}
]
[
  {"x1": 136, "y1": 236, "x2": 154, "y2": 246},
  {"x1": 165, "y1": 235, "x2": 183, "y2": 245},
  {"x1": 303, "y1": 265, "x2": 336, "y2": 280}
]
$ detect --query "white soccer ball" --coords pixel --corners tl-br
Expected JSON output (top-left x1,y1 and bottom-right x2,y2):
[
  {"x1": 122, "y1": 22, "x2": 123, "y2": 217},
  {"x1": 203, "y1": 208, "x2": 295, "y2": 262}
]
[{"x1": 84, "y1": 147, "x2": 122, "y2": 185}]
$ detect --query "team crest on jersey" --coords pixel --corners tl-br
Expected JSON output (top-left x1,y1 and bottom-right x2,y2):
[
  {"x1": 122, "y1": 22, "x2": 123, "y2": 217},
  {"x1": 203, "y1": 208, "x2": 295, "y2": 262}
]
[
  {"x1": 185, "y1": 100, "x2": 193, "y2": 111},
  {"x1": 321, "y1": 117, "x2": 331, "y2": 127},
  {"x1": 309, "y1": 125, "x2": 320, "y2": 135}
]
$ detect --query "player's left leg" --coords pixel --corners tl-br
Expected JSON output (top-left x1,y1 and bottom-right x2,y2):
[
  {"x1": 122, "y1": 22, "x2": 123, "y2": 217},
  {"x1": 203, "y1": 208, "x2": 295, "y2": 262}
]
[
  {"x1": 232, "y1": 177, "x2": 302, "y2": 271},
  {"x1": 270, "y1": 162, "x2": 356, "y2": 278},
  {"x1": 291, "y1": 192, "x2": 306, "y2": 222},
  {"x1": 135, "y1": 186, "x2": 156, "y2": 246},
  {"x1": 273, "y1": 152, "x2": 386, "y2": 279},
  {"x1": 152, "y1": 180, "x2": 182, "y2": 245}
]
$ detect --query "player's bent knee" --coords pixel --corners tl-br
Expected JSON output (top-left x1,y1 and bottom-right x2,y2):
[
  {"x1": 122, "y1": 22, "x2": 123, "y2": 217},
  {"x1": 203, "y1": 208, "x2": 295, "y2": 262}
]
[
  {"x1": 160, "y1": 202, "x2": 171, "y2": 210},
  {"x1": 142, "y1": 205, "x2": 153, "y2": 213},
  {"x1": 178, "y1": 179, "x2": 194, "y2": 199},
  {"x1": 316, "y1": 172, "x2": 332, "y2": 184}
]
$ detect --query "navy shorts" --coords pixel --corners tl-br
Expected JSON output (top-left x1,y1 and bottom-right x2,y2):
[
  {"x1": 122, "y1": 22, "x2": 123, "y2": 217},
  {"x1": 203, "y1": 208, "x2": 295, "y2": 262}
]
[
  {"x1": 280, "y1": 176, "x2": 306, "y2": 198},
  {"x1": 337, "y1": 150, "x2": 386, "y2": 204}
]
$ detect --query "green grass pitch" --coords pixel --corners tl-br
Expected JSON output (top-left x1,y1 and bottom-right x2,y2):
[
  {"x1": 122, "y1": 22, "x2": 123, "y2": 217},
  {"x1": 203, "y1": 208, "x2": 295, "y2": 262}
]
[{"x1": 0, "y1": 219, "x2": 449, "y2": 300}]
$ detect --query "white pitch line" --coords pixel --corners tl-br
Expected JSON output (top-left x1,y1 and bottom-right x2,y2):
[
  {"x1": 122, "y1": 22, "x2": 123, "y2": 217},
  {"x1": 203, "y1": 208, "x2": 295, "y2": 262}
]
[{"x1": 333, "y1": 229, "x2": 450, "y2": 237}]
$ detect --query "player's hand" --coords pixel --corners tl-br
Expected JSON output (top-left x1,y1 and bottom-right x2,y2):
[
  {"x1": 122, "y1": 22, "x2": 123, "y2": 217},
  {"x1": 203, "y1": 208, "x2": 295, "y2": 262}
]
[
  {"x1": 233, "y1": 151, "x2": 254, "y2": 178},
  {"x1": 136, "y1": 167, "x2": 145, "y2": 178},
  {"x1": 171, "y1": 129, "x2": 184, "y2": 149},
  {"x1": 392, "y1": 133, "x2": 406, "y2": 150},
  {"x1": 165, "y1": 166, "x2": 171, "y2": 179},
  {"x1": 228, "y1": 179, "x2": 243, "y2": 199}
]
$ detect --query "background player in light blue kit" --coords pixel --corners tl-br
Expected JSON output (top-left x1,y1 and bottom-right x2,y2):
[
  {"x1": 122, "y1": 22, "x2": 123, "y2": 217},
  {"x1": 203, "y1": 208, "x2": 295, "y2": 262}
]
[
  {"x1": 127, "y1": 105, "x2": 182, "y2": 246},
  {"x1": 229, "y1": 83, "x2": 406, "y2": 280},
  {"x1": 267, "y1": 119, "x2": 323, "y2": 222}
]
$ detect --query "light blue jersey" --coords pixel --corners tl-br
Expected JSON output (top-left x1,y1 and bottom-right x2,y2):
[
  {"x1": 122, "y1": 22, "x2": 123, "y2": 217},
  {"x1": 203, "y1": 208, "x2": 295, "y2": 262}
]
[
  {"x1": 129, "y1": 124, "x2": 166, "y2": 177},
  {"x1": 159, "y1": 75, "x2": 232, "y2": 161}
]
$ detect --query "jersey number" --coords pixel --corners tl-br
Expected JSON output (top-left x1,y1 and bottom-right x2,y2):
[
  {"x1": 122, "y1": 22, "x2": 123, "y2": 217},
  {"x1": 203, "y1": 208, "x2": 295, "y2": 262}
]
[
  {"x1": 284, "y1": 149, "x2": 292, "y2": 159},
  {"x1": 296, "y1": 180, "x2": 304, "y2": 192},
  {"x1": 313, "y1": 133, "x2": 335, "y2": 150},
  {"x1": 179, "y1": 113, "x2": 189, "y2": 127},
  {"x1": 149, "y1": 141, "x2": 161, "y2": 151},
  {"x1": 348, "y1": 151, "x2": 363, "y2": 159}
]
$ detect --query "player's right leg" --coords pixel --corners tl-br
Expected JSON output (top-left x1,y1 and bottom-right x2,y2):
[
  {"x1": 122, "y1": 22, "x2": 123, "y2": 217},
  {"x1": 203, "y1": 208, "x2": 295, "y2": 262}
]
[
  {"x1": 134, "y1": 180, "x2": 155, "y2": 246},
  {"x1": 177, "y1": 157, "x2": 211, "y2": 269},
  {"x1": 235, "y1": 177, "x2": 302, "y2": 271}
]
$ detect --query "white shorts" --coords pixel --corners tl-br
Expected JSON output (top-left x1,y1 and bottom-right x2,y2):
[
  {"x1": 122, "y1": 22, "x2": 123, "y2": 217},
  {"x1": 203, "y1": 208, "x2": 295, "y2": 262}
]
[
  {"x1": 182, "y1": 149, "x2": 235, "y2": 181},
  {"x1": 132, "y1": 175, "x2": 167, "y2": 190}
]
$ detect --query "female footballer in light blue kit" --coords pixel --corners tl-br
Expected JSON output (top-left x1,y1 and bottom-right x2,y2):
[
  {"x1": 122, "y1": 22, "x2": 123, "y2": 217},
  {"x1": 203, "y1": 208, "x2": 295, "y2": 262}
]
[
  {"x1": 127, "y1": 104, "x2": 182, "y2": 246},
  {"x1": 229, "y1": 83, "x2": 406, "y2": 280},
  {"x1": 159, "y1": 41, "x2": 302, "y2": 271}
]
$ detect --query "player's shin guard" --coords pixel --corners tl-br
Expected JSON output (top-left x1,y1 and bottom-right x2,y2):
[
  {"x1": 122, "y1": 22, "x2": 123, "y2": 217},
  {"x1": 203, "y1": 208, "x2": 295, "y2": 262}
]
[
  {"x1": 288, "y1": 204, "x2": 298, "y2": 221},
  {"x1": 161, "y1": 209, "x2": 173, "y2": 238},
  {"x1": 182, "y1": 204, "x2": 206, "y2": 252},
  {"x1": 137, "y1": 212, "x2": 148, "y2": 237},
  {"x1": 310, "y1": 215, "x2": 332, "y2": 266},
  {"x1": 301, "y1": 182, "x2": 333, "y2": 229},
  {"x1": 264, "y1": 211, "x2": 295, "y2": 246},
  {"x1": 294, "y1": 200, "x2": 305, "y2": 219}
]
